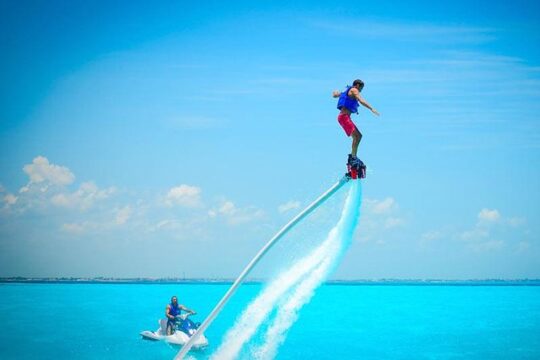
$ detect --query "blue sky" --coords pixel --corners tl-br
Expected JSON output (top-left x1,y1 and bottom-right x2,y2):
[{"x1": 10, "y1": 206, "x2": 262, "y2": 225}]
[{"x1": 1, "y1": 0, "x2": 539, "y2": 279}]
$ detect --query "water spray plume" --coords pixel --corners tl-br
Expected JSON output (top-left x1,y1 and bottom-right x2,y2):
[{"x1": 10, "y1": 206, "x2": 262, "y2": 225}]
[{"x1": 212, "y1": 182, "x2": 362, "y2": 359}]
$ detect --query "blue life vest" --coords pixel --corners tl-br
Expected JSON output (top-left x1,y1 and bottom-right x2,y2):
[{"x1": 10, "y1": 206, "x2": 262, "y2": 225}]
[
  {"x1": 337, "y1": 86, "x2": 359, "y2": 114},
  {"x1": 169, "y1": 303, "x2": 181, "y2": 317}
]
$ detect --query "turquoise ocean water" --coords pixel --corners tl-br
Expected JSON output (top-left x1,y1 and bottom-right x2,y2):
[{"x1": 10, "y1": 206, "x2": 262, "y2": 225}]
[{"x1": 1, "y1": 283, "x2": 539, "y2": 359}]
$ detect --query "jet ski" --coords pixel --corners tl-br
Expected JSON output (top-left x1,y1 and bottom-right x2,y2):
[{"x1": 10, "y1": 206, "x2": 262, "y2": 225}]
[{"x1": 140, "y1": 312, "x2": 209, "y2": 348}]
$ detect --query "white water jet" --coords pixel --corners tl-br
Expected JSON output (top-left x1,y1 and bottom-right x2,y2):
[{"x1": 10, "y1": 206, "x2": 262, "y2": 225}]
[{"x1": 211, "y1": 181, "x2": 362, "y2": 359}]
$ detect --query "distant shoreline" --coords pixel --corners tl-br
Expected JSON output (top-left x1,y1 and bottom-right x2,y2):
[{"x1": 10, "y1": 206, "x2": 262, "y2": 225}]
[{"x1": 1, "y1": 278, "x2": 539, "y2": 286}]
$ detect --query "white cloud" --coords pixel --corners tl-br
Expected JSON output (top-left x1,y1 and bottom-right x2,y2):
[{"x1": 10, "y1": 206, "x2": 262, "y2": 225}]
[
  {"x1": 460, "y1": 227, "x2": 490, "y2": 241},
  {"x1": 3, "y1": 157, "x2": 118, "y2": 214},
  {"x1": 115, "y1": 206, "x2": 132, "y2": 225},
  {"x1": 165, "y1": 185, "x2": 202, "y2": 207},
  {"x1": 208, "y1": 200, "x2": 264, "y2": 225},
  {"x1": 457, "y1": 208, "x2": 528, "y2": 253},
  {"x1": 478, "y1": 208, "x2": 500, "y2": 223},
  {"x1": 23, "y1": 156, "x2": 75, "y2": 187},
  {"x1": 3, "y1": 193, "x2": 17, "y2": 206},
  {"x1": 218, "y1": 201, "x2": 235, "y2": 216},
  {"x1": 0, "y1": 186, "x2": 18, "y2": 211},
  {"x1": 59, "y1": 205, "x2": 132, "y2": 235},
  {"x1": 278, "y1": 200, "x2": 301, "y2": 214},
  {"x1": 50, "y1": 181, "x2": 115, "y2": 210},
  {"x1": 459, "y1": 208, "x2": 502, "y2": 241}
]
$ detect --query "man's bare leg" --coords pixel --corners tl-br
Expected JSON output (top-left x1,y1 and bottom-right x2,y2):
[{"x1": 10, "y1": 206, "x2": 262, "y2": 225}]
[{"x1": 351, "y1": 128, "x2": 362, "y2": 157}]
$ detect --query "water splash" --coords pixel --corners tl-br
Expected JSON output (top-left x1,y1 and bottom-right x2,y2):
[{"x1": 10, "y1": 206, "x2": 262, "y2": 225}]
[{"x1": 211, "y1": 181, "x2": 362, "y2": 359}]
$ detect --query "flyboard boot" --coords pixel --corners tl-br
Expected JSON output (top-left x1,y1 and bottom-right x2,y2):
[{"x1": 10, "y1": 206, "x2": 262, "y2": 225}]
[{"x1": 347, "y1": 154, "x2": 367, "y2": 180}]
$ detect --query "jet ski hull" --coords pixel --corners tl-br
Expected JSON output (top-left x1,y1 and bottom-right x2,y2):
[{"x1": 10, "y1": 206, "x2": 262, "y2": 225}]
[{"x1": 140, "y1": 318, "x2": 208, "y2": 348}]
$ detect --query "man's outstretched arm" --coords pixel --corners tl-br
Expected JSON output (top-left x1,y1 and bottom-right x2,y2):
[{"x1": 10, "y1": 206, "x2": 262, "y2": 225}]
[
  {"x1": 180, "y1": 305, "x2": 196, "y2": 314},
  {"x1": 351, "y1": 88, "x2": 379, "y2": 116},
  {"x1": 359, "y1": 96, "x2": 380, "y2": 116}
]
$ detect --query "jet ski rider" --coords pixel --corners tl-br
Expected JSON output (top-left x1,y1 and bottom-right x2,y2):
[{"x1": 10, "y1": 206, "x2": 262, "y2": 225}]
[{"x1": 166, "y1": 296, "x2": 196, "y2": 335}]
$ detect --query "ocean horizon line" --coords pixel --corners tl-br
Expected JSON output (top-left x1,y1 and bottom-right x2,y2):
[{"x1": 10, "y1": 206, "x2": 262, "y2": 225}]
[{"x1": 1, "y1": 277, "x2": 539, "y2": 286}]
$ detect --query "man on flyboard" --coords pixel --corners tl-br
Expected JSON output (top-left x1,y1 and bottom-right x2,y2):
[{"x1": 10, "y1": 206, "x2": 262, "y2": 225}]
[{"x1": 333, "y1": 79, "x2": 380, "y2": 179}]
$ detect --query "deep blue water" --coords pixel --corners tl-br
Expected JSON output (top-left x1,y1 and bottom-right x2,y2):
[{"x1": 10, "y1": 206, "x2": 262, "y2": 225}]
[{"x1": 0, "y1": 283, "x2": 539, "y2": 359}]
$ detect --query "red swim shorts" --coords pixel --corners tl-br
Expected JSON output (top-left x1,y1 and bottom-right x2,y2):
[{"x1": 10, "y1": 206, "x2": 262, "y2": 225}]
[{"x1": 337, "y1": 113, "x2": 357, "y2": 137}]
